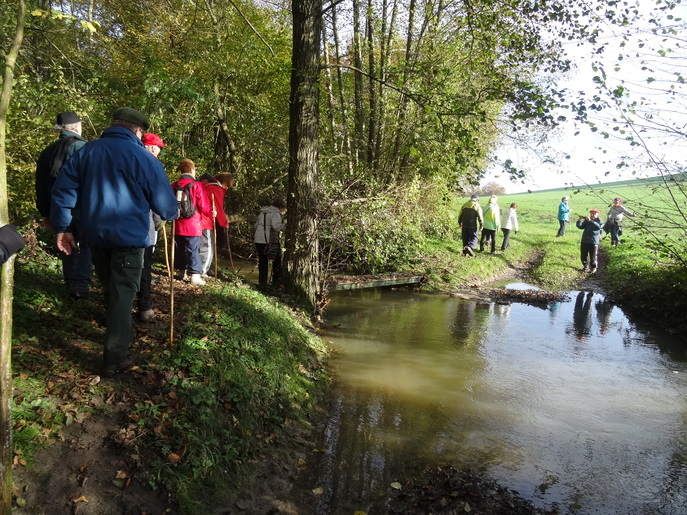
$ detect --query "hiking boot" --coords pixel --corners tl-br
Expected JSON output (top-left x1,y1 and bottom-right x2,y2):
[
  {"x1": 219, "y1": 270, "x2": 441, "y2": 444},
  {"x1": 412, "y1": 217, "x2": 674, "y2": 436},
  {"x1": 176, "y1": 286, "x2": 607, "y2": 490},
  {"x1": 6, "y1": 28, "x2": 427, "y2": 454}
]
[
  {"x1": 190, "y1": 274, "x2": 206, "y2": 286},
  {"x1": 464, "y1": 246, "x2": 474, "y2": 257},
  {"x1": 175, "y1": 270, "x2": 188, "y2": 281},
  {"x1": 138, "y1": 308, "x2": 154, "y2": 323},
  {"x1": 69, "y1": 288, "x2": 89, "y2": 299}
]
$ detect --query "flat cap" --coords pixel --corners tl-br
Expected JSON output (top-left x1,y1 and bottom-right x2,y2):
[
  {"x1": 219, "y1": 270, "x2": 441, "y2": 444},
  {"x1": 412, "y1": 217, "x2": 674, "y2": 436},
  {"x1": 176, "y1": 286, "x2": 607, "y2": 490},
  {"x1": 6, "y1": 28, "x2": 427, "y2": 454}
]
[
  {"x1": 111, "y1": 107, "x2": 150, "y2": 130},
  {"x1": 56, "y1": 111, "x2": 82, "y2": 125}
]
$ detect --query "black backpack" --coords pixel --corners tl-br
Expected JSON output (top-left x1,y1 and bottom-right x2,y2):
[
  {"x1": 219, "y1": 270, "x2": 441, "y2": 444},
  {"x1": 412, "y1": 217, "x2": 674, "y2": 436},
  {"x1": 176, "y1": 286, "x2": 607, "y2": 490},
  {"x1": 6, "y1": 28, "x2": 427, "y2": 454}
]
[{"x1": 174, "y1": 180, "x2": 198, "y2": 219}]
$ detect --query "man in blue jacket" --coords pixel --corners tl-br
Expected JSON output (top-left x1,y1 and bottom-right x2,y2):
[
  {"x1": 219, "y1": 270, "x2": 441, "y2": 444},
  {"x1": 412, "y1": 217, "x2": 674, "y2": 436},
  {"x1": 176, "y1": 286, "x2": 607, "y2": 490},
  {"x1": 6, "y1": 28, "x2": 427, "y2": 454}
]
[{"x1": 51, "y1": 107, "x2": 178, "y2": 376}]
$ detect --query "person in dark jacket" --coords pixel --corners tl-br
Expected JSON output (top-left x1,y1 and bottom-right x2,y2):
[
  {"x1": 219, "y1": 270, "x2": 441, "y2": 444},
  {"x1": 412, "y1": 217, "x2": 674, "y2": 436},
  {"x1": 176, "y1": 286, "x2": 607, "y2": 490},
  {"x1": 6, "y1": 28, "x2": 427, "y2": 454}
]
[
  {"x1": 35, "y1": 111, "x2": 92, "y2": 298},
  {"x1": 0, "y1": 225, "x2": 25, "y2": 265},
  {"x1": 576, "y1": 209, "x2": 604, "y2": 273},
  {"x1": 458, "y1": 194, "x2": 483, "y2": 256},
  {"x1": 51, "y1": 107, "x2": 178, "y2": 376}
]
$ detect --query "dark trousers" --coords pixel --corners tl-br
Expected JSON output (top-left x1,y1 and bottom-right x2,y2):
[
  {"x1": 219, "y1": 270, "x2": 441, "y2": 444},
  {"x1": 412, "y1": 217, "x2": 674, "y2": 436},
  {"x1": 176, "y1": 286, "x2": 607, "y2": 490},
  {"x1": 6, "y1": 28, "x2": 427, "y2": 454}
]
[
  {"x1": 610, "y1": 221, "x2": 621, "y2": 245},
  {"x1": 461, "y1": 226, "x2": 479, "y2": 249},
  {"x1": 557, "y1": 220, "x2": 567, "y2": 237},
  {"x1": 255, "y1": 243, "x2": 282, "y2": 286},
  {"x1": 216, "y1": 220, "x2": 228, "y2": 250},
  {"x1": 480, "y1": 229, "x2": 497, "y2": 253},
  {"x1": 174, "y1": 235, "x2": 202, "y2": 275},
  {"x1": 91, "y1": 247, "x2": 144, "y2": 367},
  {"x1": 501, "y1": 228, "x2": 511, "y2": 250},
  {"x1": 61, "y1": 222, "x2": 92, "y2": 293},
  {"x1": 580, "y1": 243, "x2": 599, "y2": 270},
  {"x1": 137, "y1": 245, "x2": 154, "y2": 311}
]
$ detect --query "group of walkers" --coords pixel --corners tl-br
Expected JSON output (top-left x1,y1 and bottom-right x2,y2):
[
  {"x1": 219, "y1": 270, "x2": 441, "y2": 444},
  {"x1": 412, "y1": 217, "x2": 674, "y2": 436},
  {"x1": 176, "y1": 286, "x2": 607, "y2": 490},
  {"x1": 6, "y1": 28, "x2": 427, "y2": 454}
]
[
  {"x1": 458, "y1": 194, "x2": 519, "y2": 256},
  {"x1": 34, "y1": 107, "x2": 274, "y2": 377},
  {"x1": 556, "y1": 195, "x2": 636, "y2": 273},
  {"x1": 458, "y1": 192, "x2": 637, "y2": 275}
]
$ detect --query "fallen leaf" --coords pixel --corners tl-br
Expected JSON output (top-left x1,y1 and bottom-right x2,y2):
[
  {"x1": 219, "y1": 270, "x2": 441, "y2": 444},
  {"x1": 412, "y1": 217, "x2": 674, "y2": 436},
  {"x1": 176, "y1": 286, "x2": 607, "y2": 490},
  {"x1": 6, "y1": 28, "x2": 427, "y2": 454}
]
[
  {"x1": 312, "y1": 487, "x2": 324, "y2": 495},
  {"x1": 71, "y1": 495, "x2": 89, "y2": 503},
  {"x1": 168, "y1": 453, "x2": 181, "y2": 463},
  {"x1": 115, "y1": 470, "x2": 129, "y2": 479},
  {"x1": 390, "y1": 482, "x2": 402, "y2": 490}
]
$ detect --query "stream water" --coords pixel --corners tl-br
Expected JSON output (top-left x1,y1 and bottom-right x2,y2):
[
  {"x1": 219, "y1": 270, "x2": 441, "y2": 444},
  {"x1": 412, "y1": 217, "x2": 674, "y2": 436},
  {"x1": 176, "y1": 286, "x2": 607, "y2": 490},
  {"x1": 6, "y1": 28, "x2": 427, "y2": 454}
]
[{"x1": 308, "y1": 285, "x2": 687, "y2": 514}]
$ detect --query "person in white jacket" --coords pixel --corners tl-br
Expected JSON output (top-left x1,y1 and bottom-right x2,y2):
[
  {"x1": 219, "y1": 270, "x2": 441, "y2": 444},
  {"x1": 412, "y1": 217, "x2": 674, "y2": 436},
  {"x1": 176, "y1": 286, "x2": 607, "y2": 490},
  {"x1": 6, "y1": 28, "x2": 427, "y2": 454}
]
[
  {"x1": 500, "y1": 202, "x2": 519, "y2": 251},
  {"x1": 606, "y1": 197, "x2": 636, "y2": 246},
  {"x1": 254, "y1": 198, "x2": 286, "y2": 287}
]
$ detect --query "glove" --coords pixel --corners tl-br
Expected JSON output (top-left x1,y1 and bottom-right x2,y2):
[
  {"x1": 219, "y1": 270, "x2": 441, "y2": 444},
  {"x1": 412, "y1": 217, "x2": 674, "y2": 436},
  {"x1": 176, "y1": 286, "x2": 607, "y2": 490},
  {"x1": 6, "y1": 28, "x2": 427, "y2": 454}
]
[{"x1": 0, "y1": 225, "x2": 25, "y2": 264}]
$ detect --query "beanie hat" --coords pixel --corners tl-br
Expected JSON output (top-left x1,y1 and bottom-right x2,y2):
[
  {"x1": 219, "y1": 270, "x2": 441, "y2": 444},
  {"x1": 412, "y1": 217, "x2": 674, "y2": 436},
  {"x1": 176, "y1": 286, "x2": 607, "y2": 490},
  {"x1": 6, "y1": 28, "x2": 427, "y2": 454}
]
[
  {"x1": 56, "y1": 111, "x2": 82, "y2": 125},
  {"x1": 142, "y1": 133, "x2": 165, "y2": 147},
  {"x1": 589, "y1": 209, "x2": 600, "y2": 214},
  {"x1": 111, "y1": 107, "x2": 150, "y2": 130},
  {"x1": 0, "y1": 225, "x2": 25, "y2": 265},
  {"x1": 614, "y1": 198, "x2": 622, "y2": 203},
  {"x1": 470, "y1": 194, "x2": 479, "y2": 200}
]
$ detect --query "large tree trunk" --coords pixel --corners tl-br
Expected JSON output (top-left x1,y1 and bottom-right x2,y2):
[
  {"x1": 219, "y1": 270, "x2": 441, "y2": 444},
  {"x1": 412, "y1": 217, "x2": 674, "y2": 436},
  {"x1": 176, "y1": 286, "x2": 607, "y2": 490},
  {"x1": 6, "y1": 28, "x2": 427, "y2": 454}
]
[
  {"x1": 286, "y1": 0, "x2": 322, "y2": 310},
  {"x1": 0, "y1": 2, "x2": 26, "y2": 512}
]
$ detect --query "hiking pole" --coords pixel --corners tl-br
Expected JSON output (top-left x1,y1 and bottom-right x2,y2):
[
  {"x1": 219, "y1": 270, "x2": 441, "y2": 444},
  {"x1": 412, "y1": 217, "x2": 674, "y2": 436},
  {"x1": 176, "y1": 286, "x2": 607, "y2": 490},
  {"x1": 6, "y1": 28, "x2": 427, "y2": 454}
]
[
  {"x1": 169, "y1": 221, "x2": 175, "y2": 348},
  {"x1": 212, "y1": 197, "x2": 218, "y2": 279}
]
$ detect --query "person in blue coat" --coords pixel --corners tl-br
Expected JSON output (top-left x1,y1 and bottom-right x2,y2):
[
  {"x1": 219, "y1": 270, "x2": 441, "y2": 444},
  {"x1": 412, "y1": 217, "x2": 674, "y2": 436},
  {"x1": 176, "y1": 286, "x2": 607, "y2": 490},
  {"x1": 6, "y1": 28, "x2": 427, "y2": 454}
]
[
  {"x1": 51, "y1": 107, "x2": 178, "y2": 376},
  {"x1": 556, "y1": 196, "x2": 571, "y2": 237},
  {"x1": 576, "y1": 209, "x2": 604, "y2": 273}
]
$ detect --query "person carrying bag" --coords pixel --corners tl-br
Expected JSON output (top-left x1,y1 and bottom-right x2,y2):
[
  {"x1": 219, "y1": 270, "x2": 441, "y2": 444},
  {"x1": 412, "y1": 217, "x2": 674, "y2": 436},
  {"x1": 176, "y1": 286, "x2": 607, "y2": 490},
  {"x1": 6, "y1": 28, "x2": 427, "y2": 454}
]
[{"x1": 253, "y1": 198, "x2": 286, "y2": 288}]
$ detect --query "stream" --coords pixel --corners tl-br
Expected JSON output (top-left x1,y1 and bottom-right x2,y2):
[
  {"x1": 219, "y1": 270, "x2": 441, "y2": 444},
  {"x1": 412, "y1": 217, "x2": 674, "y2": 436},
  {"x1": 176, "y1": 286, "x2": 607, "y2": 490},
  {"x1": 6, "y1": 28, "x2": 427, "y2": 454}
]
[{"x1": 306, "y1": 285, "x2": 687, "y2": 514}]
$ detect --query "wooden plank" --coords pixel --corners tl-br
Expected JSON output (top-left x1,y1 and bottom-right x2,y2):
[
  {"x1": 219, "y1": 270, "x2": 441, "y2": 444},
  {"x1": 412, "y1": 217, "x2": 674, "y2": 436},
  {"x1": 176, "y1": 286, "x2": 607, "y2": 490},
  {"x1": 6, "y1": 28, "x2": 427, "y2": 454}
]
[{"x1": 329, "y1": 276, "x2": 425, "y2": 291}]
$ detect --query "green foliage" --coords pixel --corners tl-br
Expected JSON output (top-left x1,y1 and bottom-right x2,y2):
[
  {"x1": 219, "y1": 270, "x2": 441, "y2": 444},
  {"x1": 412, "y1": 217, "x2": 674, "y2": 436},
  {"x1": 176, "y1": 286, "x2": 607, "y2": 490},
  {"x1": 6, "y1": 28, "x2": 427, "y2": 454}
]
[{"x1": 320, "y1": 178, "x2": 456, "y2": 275}]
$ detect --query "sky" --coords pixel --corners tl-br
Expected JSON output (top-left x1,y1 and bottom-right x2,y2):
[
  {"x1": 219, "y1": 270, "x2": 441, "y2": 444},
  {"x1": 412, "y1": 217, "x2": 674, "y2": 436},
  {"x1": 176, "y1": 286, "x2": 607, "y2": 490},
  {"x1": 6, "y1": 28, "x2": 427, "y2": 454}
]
[{"x1": 483, "y1": 2, "x2": 687, "y2": 194}]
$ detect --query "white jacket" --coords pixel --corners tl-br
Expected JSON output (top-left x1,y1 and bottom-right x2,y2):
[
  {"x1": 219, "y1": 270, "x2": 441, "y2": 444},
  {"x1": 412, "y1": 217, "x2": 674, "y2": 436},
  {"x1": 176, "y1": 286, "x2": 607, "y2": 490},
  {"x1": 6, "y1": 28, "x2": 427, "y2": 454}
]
[
  {"x1": 254, "y1": 206, "x2": 285, "y2": 244},
  {"x1": 501, "y1": 207, "x2": 519, "y2": 231}
]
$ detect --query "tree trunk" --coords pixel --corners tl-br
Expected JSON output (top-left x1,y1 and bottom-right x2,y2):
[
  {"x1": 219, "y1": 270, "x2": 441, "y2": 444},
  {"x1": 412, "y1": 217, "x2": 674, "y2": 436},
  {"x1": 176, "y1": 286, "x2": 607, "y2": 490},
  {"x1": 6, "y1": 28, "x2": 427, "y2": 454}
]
[
  {"x1": 0, "y1": 1, "x2": 26, "y2": 512},
  {"x1": 286, "y1": 0, "x2": 322, "y2": 310}
]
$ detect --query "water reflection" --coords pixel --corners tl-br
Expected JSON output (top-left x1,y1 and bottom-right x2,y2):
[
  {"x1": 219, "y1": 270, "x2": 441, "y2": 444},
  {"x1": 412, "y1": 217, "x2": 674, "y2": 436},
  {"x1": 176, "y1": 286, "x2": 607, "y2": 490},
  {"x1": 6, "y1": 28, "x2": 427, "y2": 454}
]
[{"x1": 311, "y1": 287, "x2": 687, "y2": 514}]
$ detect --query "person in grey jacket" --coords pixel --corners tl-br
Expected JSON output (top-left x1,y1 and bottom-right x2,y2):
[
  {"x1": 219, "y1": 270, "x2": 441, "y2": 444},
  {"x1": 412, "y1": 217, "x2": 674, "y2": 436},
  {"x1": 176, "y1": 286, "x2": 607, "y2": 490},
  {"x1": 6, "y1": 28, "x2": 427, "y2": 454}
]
[
  {"x1": 254, "y1": 198, "x2": 286, "y2": 287},
  {"x1": 606, "y1": 197, "x2": 636, "y2": 247},
  {"x1": 576, "y1": 209, "x2": 604, "y2": 273}
]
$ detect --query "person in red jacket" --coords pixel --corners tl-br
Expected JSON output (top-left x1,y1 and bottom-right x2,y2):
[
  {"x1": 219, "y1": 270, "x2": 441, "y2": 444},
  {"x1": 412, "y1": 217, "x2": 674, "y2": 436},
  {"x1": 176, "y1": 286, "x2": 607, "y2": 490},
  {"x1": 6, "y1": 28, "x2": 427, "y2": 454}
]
[
  {"x1": 172, "y1": 159, "x2": 213, "y2": 285},
  {"x1": 199, "y1": 173, "x2": 233, "y2": 276}
]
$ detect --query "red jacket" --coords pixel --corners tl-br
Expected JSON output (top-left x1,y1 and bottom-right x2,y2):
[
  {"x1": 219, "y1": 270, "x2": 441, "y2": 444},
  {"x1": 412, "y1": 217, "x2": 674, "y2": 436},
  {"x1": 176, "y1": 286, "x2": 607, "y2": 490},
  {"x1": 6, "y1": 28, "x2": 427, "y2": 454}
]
[
  {"x1": 172, "y1": 175, "x2": 211, "y2": 237},
  {"x1": 201, "y1": 182, "x2": 228, "y2": 230}
]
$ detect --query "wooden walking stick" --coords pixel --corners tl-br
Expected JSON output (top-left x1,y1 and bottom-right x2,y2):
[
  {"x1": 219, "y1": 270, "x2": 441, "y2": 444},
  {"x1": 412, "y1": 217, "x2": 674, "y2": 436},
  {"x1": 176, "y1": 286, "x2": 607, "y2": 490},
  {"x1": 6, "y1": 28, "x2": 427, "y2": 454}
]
[{"x1": 169, "y1": 220, "x2": 175, "y2": 348}]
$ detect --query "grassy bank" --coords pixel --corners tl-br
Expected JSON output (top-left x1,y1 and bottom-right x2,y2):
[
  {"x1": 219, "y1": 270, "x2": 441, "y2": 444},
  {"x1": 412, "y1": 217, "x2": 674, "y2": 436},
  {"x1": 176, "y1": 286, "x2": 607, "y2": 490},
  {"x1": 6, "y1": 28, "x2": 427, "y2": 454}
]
[{"x1": 11, "y1": 242, "x2": 329, "y2": 512}]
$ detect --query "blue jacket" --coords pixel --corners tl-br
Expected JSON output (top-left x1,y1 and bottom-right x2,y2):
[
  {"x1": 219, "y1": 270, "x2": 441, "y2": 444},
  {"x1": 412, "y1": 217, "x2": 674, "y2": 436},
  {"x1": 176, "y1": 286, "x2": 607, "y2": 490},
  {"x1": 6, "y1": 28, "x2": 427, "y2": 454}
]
[
  {"x1": 51, "y1": 127, "x2": 178, "y2": 248},
  {"x1": 576, "y1": 217, "x2": 604, "y2": 245},
  {"x1": 558, "y1": 201, "x2": 571, "y2": 222}
]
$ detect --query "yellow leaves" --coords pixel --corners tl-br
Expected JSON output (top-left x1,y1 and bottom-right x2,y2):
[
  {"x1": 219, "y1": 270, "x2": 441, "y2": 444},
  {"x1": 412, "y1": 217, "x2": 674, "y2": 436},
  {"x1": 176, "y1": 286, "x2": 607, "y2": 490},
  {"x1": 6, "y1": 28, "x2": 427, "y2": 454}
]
[
  {"x1": 311, "y1": 487, "x2": 324, "y2": 495},
  {"x1": 390, "y1": 482, "x2": 402, "y2": 490},
  {"x1": 71, "y1": 495, "x2": 88, "y2": 503},
  {"x1": 13, "y1": 449, "x2": 27, "y2": 467},
  {"x1": 30, "y1": 8, "x2": 101, "y2": 34}
]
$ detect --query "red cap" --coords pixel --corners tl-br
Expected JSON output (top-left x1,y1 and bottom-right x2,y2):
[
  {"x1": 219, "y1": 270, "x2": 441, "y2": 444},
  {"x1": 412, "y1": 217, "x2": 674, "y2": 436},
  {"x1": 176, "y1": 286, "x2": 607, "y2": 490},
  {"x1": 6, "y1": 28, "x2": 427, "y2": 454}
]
[
  {"x1": 589, "y1": 209, "x2": 600, "y2": 214},
  {"x1": 142, "y1": 133, "x2": 165, "y2": 147}
]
